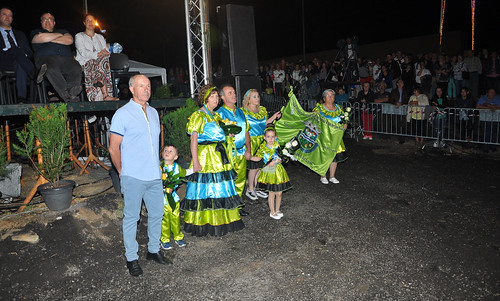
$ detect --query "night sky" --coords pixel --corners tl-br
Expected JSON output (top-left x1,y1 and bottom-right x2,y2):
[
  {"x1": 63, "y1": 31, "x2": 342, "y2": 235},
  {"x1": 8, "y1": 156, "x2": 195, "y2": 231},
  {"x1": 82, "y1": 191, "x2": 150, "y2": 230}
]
[{"x1": 3, "y1": 0, "x2": 497, "y2": 69}]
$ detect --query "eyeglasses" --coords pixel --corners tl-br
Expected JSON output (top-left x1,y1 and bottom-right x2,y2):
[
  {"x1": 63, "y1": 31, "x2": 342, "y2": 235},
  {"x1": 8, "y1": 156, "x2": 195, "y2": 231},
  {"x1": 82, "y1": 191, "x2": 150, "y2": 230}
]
[{"x1": 42, "y1": 17, "x2": 54, "y2": 21}]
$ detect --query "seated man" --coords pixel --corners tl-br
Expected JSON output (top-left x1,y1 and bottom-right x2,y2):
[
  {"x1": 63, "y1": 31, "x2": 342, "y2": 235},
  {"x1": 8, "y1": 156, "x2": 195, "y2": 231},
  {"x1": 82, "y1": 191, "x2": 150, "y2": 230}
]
[
  {"x1": 0, "y1": 7, "x2": 45, "y2": 102},
  {"x1": 30, "y1": 12, "x2": 82, "y2": 102}
]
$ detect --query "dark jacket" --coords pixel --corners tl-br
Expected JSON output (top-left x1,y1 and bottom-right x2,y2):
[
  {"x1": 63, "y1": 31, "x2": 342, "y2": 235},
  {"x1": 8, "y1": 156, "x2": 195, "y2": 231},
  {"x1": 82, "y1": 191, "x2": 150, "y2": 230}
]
[
  {"x1": 389, "y1": 88, "x2": 410, "y2": 105},
  {"x1": 0, "y1": 28, "x2": 33, "y2": 70}
]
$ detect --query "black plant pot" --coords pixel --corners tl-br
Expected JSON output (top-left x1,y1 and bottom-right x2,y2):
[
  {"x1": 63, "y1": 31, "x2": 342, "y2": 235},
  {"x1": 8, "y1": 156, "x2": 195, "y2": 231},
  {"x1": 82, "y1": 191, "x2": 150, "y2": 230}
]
[{"x1": 38, "y1": 180, "x2": 75, "y2": 211}]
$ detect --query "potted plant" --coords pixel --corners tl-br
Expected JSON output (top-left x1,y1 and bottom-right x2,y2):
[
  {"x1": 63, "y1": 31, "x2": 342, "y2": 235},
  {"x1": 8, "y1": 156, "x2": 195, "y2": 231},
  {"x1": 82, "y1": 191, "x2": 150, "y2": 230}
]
[
  {"x1": 162, "y1": 98, "x2": 198, "y2": 167},
  {"x1": 13, "y1": 104, "x2": 74, "y2": 211}
]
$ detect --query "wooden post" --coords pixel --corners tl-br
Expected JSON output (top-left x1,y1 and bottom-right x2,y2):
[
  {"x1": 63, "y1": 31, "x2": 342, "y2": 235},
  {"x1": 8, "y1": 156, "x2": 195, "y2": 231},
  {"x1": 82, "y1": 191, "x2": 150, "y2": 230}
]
[
  {"x1": 161, "y1": 119, "x2": 165, "y2": 149},
  {"x1": 67, "y1": 120, "x2": 88, "y2": 174},
  {"x1": 5, "y1": 121, "x2": 11, "y2": 161},
  {"x1": 79, "y1": 119, "x2": 110, "y2": 175},
  {"x1": 18, "y1": 139, "x2": 48, "y2": 212}
]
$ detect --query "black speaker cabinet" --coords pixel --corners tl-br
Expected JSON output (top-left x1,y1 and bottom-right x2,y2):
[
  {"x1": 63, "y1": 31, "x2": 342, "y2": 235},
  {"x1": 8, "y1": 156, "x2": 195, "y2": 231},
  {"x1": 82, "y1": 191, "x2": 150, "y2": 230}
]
[
  {"x1": 218, "y1": 4, "x2": 259, "y2": 77},
  {"x1": 214, "y1": 75, "x2": 261, "y2": 107}
]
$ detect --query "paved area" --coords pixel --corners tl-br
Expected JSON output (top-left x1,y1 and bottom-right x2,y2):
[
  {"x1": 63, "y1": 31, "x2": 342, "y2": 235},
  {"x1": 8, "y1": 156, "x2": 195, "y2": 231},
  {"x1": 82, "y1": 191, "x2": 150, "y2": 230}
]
[{"x1": 0, "y1": 139, "x2": 499, "y2": 300}]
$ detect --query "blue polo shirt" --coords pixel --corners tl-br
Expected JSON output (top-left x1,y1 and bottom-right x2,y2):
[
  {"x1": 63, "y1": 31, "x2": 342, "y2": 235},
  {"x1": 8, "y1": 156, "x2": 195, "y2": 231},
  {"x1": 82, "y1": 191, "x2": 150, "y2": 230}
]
[{"x1": 110, "y1": 99, "x2": 161, "y2": 181}]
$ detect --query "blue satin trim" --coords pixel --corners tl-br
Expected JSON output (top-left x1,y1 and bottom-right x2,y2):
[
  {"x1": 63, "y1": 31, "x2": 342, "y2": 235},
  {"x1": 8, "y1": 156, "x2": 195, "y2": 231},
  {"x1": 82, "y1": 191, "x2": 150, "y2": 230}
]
[
  {"x1": 197, "y1": 120, "x2": 226, "y2": 144},
  {"x1": 246, "y1": 114, "x2": 267, "y2": 137},
  {"x1": 185, "y1": 179, "x2": 239, "y2": 200},
  {"x1": 319, "y1": 104, "x2": 342, "y2": 123},
  {"x1": 217, "y1": 106, "x2": 247, "y2": 150},
  {"x1": 262, "y1": 143, "x2": 281, "y2": 165}
]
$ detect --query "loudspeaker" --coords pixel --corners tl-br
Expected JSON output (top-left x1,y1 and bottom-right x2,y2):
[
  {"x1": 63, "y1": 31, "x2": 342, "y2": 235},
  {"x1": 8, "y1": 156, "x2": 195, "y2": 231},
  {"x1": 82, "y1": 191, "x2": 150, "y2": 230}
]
[
  {"x1": 214, "y1": 75, "x2": 261, "y2": 107},
  {"x1": 218, "y1": 4, "x2": 259, "y2": 77}
]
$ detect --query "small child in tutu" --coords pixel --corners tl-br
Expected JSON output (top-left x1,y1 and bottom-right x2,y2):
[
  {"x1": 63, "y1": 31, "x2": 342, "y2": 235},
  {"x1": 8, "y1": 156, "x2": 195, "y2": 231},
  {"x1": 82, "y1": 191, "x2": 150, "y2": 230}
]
[{"x1": 250, "y1": 126, "x2": 292, "y2": 220}]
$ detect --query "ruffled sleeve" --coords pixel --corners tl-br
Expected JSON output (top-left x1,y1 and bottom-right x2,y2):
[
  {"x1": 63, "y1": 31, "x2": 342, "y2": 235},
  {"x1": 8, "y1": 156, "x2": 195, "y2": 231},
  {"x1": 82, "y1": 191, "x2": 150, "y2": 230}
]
[
  {"x1": 186, "y1": 110, "x2": 206, "y2": 135},
  {"x1": 255, "y1": 144, "x2": 266, "y2": 161}
]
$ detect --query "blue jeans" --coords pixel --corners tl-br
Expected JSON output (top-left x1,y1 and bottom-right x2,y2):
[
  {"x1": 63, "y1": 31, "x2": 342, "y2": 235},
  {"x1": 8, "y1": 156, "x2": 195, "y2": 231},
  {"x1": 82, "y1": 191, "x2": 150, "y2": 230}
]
[{"x1": 121, "y1": 176, "x2": 164, "y2": 261}]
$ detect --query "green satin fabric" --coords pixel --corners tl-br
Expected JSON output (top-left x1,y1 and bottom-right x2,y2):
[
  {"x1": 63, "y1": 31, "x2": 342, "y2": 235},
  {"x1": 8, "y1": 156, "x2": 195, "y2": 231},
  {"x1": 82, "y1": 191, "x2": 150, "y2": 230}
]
[
  {"x1": 234, "y1": 154, "x2": 247, "y2": 197},
  {"x1": 257, "y1": 163, "x2": 290, "y2": 186},
  {"x1": 184, "y1": 208, "x2": 241, "y2": 226},
  {"x1": 161, "y1": 202, "x2": 184, "y2": 242},
  {"x1": 250, "y1": 135, "x2": 264, "y2": 155},
  {"x1": 190, "y1": 144, "x2": 234, "y2": 173}
]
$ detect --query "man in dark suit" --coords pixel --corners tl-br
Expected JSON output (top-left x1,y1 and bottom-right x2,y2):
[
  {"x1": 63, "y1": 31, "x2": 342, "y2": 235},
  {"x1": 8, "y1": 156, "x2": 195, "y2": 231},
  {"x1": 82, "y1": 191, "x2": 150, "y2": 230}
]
[
  {"x1": 31, "y1": 12, "x2": 81, "y2": 102},
  {"x1": 0, "y1": 7, "x2": 45, "y2": 102}
]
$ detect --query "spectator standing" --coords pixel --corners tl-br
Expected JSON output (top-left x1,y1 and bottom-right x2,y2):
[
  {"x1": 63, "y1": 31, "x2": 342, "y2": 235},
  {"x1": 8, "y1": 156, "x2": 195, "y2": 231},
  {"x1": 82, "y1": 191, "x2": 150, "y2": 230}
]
[
  {"x1": 452, "y1": 54, "x2": 467, "y2": 98},
  {"x1": 356, "y1": 82, "x2": 375, "y2": 140},
  {"x1": 464, "y1": 50, "x2": 482, "y2": 99},
  {"x1": 407, "y1": 87, "x2": 429, "y2": 147},
  {"x1": 272, "y1": 65, "x2": 285, "y2": 96},
  {"x1": 484, "y1": 51, "x2": 500, "y2": 94}
]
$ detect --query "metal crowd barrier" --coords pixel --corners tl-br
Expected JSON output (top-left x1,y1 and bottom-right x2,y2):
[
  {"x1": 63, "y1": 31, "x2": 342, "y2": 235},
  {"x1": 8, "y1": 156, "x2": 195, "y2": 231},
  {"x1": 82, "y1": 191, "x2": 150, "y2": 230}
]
[
  {"x1": 259, "y1": 93, "x2": 500, "y2": 147},
  {"x1": 343, "y1": 102, "x2": 500, "y2": 146}
]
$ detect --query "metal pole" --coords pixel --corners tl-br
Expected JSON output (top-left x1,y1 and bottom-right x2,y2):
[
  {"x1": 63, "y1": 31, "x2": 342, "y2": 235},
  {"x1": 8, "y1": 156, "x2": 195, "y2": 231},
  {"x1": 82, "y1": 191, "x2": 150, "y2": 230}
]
[
  {"x1": 201, "y1": 0, "x2": 212, "y2": 84},
  {"x1": 302, "y1": 0, "x2": 306, "y2": 62},
  {"x1": 184, "y1": 0, "x2": 196, "y2": 97},
  {"x1": 83, "y1": 0, "x2": 88, "y2": 15}
]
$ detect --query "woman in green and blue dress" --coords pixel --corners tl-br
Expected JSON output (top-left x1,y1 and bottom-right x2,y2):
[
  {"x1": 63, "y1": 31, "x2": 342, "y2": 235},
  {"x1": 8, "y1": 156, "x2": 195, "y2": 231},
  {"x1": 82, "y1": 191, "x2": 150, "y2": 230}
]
[
  {"x1": 181, "y1": 84, "x2": 244, "y2": 237},
  {"x1": 241, "y1": 89, "x2": 281, "y2": 201},
  {"x1": 313, "y1": 89, "x2": 348, "y2": 185}
]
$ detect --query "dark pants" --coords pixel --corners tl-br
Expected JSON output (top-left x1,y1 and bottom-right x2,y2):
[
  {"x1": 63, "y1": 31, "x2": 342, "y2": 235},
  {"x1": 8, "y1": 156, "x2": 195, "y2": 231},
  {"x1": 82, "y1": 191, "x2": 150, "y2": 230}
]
[
  {"x1": 1, "y1": 47, "x2": 35, "y2": 99},
  {"x1": 465, "y1": 72, "x2": 479, "y2": 99},
  {"x1": 35, "y1": 56, "x2": 82, "y2": 101}
]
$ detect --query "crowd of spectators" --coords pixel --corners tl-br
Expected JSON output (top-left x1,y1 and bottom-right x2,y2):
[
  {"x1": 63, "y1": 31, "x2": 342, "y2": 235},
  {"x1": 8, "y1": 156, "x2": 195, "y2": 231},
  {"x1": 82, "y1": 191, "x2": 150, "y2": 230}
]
[{"x1": 258, "y1": 48, "x2": 500, "y2": 105}]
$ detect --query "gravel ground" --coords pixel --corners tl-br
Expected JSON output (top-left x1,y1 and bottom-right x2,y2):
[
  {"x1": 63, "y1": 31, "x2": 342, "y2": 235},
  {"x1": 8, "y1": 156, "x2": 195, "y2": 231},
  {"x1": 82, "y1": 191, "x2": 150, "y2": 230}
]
[{"x1": 0, "y1": 139, "x2": 499, "y2": 300}]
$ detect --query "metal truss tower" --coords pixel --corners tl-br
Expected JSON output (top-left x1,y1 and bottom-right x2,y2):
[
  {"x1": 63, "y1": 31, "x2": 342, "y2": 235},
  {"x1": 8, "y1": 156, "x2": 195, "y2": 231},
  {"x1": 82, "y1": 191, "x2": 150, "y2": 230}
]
[{"x1": 184, "y1": 0, "x2": 212, "y2": 98}]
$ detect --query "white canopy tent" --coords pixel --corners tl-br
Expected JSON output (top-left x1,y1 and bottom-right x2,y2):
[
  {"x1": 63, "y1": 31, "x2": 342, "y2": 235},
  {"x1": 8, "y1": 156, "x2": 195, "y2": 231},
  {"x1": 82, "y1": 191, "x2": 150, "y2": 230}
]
[{"x1": 128, "y1": 60, "x2": 167, "y2": 85}]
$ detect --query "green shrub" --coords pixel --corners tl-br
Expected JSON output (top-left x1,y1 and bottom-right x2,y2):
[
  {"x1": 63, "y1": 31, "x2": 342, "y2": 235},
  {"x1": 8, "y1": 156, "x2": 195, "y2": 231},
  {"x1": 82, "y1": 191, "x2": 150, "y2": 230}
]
[
  {"x1": 153, "y1": 83, "x2": 172, "y2": 99},
  {"x1": 162, "y1": 98, "x2": 198, "y2": 161},
  {"x1": 13, "y1": 104, "x2": 70, "y2": 187}
]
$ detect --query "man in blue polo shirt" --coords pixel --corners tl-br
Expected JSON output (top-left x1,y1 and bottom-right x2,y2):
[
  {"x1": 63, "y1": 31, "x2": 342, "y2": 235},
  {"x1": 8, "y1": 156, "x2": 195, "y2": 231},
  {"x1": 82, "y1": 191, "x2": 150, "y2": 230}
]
[{"x1": 109, "y1": 75, "x2": 167, "y2": 277}]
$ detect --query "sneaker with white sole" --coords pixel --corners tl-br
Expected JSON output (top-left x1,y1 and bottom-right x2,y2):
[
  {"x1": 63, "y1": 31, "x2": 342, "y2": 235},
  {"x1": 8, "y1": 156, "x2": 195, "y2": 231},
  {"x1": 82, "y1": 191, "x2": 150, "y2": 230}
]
[
  {"x1": 433, "y1": 140, "x2": 439, "y2": 148},
  {"x1": 329, "y1": 177, "x2": 340, "y2": 184},
  {"x1": 320, "y1": 177, "x2": 329, "y2": 184},
  {"x1": 245, "y1": 190, "x2": 258, "y2": 201},
  {"x1": 175, "y1": 240, "x2": 186, "y2": 247},
  {"x1": 161, "y1": 242, "x2": 172, "y2": 250},
  {"x1": 363, "y1": 135, "x2": 369, "y2": 140},
  {"x1": 255, "y1": 190, "x2": 268, "y2": 198}
]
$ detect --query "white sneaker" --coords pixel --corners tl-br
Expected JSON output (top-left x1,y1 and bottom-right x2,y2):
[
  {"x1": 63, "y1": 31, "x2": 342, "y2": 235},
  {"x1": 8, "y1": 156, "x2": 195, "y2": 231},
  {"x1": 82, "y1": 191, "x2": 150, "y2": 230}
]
[
  {"x1": 433, "y1": 140, "x2": 439, "y2": 148},
  {"x1": 320, "y1": 177, "x2": 329, "y2": 184},
  {"x1": 329, "y1": 177, "x2": 340, "y2": 184},
  {"x1": 255, "y1": 190, "x2": 268, "y2": 198},
  {"x1": 245, "y1": 190, "x2": 258, "y2": 201},
  {"x1": 276, "y1": 211, "x2": 284, "y2": 218}
]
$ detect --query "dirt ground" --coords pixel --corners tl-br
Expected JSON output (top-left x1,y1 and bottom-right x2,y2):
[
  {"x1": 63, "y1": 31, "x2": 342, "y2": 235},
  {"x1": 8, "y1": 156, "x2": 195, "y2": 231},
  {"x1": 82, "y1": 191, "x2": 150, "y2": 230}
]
[{"x1": 0, "y1": 139, "x2": 499, "y2": 300}]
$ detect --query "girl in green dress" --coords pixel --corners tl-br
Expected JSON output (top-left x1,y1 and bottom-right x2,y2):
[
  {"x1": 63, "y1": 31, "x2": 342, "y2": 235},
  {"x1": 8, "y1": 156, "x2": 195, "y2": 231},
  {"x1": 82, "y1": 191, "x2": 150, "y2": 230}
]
[{"x1": 250, "y1": 127, "x2": 292, "y2": 220}]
